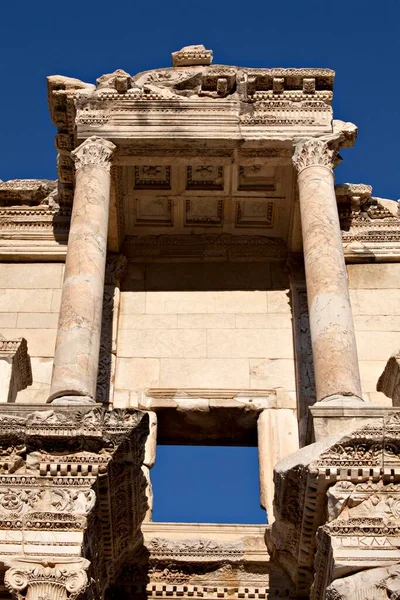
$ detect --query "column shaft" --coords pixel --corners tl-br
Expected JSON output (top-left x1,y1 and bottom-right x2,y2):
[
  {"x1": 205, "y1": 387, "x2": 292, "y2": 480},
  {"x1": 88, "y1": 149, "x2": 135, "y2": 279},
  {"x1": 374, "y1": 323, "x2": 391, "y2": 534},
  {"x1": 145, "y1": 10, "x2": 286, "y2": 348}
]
[
  {"x1": 293, "y1": 139, "x2": 363, "y2": 403},
  {"x1": 49, "y1": 137, "x2": 116, "y2": 403}
]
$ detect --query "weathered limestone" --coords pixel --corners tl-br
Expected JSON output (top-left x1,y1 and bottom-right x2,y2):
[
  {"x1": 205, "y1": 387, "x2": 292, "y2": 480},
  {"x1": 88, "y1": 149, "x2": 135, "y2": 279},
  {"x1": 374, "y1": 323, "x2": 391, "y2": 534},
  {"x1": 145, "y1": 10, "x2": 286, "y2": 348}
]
[
  {"x1": 257, "y1": 408, "x2": 299, "y2": 523},
  {"x1": 48, "y1": 136, "x2": 116, "y2": 404},
  {"x1": 4, "y1": 557, "x2": 90, "y2": 600},
  {"x1": 0, "y1": 336, "x2": 32, "y2": 403},
  {"x1": 293, "y1": 139, "x2": 363, "y2": 403}
]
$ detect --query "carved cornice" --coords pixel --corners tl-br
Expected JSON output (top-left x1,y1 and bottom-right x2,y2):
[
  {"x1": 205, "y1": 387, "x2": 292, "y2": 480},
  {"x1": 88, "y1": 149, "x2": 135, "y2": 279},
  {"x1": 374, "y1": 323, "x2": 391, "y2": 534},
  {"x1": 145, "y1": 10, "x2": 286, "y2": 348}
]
[
  {"x1": 272, "y1": 412, "x2": 400, "y2": 597},
  {"x1": 4, "y1": 557, "x2": 89, "y2": 600},
  {"x1": 292, "y1": 139, "x2": 337, "y2": 173},
  {"x1": 71, "y1": 136, "x2": 116, "y2": 173}
]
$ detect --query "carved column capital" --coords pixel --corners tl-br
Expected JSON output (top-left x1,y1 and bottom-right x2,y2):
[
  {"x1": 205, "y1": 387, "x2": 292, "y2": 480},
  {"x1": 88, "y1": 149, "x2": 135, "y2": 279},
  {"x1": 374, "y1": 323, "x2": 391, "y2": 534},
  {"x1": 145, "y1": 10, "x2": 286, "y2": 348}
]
[
  {"x1": 292, "y1": 138, "x2": 337, "y2": 173},
  {"x1": 4, "y1": 557, "x2": 90, "y2": 600},
  {"x1": 72, "y1": 136, "x2": 116, "y2": 172}
]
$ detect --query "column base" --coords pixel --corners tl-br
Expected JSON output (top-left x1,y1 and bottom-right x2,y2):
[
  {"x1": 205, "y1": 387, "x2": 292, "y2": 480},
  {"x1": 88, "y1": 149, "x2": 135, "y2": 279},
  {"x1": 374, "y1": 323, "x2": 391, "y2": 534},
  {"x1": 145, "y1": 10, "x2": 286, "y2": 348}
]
[
  {"x1": 318, "y1": 393, "x2": 365, "y2": 405},
  {"x1": 49, "y1": 395, "x2": 97, "y2": 405}
]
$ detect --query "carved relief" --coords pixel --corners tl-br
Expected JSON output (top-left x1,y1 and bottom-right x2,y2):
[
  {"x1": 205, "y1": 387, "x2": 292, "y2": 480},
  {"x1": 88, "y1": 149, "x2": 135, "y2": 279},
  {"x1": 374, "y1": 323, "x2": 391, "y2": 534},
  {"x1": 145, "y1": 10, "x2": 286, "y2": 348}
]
[
  {"x1": 72, "y1": 136, "x2": 116, "y2": 172},
  {"x1": 238, "y1": 165, "x2": 276, "y2": 191},
  {"x1": 4, "y1": 558, "x2": 90, "y2": 600},
  {"x1": 134, "y1": 165, "x2": 171, "y2": 190},
  {"x1": 293, "y1": 139, "x2": 337, "y2": 172},
  {"x1": 185, "y1": 197, "x2": 223, "y2": 225},
  {"x1": 135, "y1": 197, "x2": 173, "y2": 226},
  {"x1": 235, "y1": 199, "x2": 274, "y2": 228},
  {"x1": 186, "y1": 166, "x2": 224, "y2": 191}
]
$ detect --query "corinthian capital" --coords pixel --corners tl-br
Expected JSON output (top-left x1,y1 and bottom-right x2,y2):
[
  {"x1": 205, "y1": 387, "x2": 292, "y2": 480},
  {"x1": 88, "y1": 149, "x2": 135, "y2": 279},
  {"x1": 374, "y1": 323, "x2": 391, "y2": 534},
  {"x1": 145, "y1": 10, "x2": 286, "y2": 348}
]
[
  {"x1": 292, "y1": 139, "x2": 337, "y2": 173},
  {"x1": 4, "y1": 557, "x2": 90, "y2": 600},
  {"x1": 72, "y1": 136, "x2": 116, "y2": 172}
]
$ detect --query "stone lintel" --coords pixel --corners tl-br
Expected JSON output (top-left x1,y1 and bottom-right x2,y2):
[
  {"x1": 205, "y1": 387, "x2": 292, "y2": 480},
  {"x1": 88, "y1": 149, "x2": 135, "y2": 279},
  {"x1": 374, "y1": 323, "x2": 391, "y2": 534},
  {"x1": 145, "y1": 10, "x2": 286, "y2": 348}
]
[{"x1": 138, "y1": 388, "x2": 295, "y2": 445}]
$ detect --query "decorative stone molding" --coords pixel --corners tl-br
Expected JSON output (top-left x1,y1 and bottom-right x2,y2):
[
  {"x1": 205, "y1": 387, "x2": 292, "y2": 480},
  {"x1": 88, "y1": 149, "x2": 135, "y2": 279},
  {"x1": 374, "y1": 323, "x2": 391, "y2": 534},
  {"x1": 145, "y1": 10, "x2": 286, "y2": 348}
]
[
  {"x1": 96, "y1": 254, "x2": 127, "y2": 404},
  {"x1": 171, "y1": 44, "x2": 213, "y2": 67},
  {"x1": 71, "y1": 136, "x2": 116, "y2": 172},
  {"x1": 0, "y1": 336, "x2": 32, "y2": 403},
  {"x1": 0, "y1": 405, "x2": 149, "y2": 598},
  {"x1": 4, "y1": 557, "x2": 90, "y2": 600},
  {"x1": 272, "y1": 411, "x2": 400, "y2": 599},
  {"x1": 292, "y1": 139, "x2": 337, "y2": 172}
]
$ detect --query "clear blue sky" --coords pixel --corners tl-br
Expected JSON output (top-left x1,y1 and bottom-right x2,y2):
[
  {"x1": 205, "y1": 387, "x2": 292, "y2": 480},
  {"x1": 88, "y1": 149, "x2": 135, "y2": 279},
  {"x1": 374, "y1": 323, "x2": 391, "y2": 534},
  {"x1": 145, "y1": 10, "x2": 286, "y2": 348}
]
[{"x1": 1, "y1": 1, "x2": 399, "y2": 523}]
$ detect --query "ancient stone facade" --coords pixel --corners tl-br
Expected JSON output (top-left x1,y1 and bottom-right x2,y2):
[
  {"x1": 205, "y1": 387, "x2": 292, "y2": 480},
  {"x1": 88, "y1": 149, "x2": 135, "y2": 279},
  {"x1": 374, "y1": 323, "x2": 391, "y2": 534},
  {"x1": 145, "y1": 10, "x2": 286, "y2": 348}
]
[{"x1": 0, "y1": 44, "x2": 400, "y2": 599}]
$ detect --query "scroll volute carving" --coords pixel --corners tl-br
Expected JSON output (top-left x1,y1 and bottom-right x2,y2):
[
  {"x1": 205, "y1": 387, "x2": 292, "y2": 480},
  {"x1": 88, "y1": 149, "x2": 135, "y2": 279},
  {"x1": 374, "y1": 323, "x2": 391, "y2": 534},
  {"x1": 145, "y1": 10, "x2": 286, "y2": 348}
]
[{"x1": 4, "y1": 558, "x2": 90, "y2": 600}]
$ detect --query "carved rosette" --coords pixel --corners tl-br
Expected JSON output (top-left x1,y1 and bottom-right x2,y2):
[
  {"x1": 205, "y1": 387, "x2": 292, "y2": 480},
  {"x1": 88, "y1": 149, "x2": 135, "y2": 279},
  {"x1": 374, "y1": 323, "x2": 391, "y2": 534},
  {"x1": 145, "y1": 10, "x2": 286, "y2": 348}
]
[
  {"x1": 71, "y1": 136, "x2": 116, "y2": 173},
  {"x1": 292, "y1": 139, "x2": 337, "y2": 173},
  {"x1": 4, "y1": 558, "x2": 89, "y2": 600}
]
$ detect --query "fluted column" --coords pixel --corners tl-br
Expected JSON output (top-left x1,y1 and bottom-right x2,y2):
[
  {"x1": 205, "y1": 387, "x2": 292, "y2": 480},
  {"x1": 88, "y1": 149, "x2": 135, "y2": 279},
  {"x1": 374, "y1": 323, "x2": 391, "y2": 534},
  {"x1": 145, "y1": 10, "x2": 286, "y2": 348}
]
[
  {"x1": 49, "y1": 136, "x2": 116, "y2": 404},
  {"x1": 293, "y1": 139, "x2": 363, "y2": 403}
]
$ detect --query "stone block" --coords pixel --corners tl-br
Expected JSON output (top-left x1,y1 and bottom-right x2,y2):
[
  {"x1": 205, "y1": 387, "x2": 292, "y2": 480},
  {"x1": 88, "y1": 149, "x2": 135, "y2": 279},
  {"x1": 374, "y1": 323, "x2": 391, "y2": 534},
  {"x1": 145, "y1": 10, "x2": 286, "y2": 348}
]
[
  {"x1": 235, "y1": 314, "x2": 292, "y2": 329},
  {"x1": 0, "y1": 263, "x2": 64, "y2": 289},
  {"x1": 355, "y1": 331, "x2": 400, "y2": 360},
  {"x1": 267, "y1": 290, "x2": 291, "y2": 314},
  {"x1": 115, "y1": 357, "x2": 160, "y2": 389},
  {"x1": 119, "y1": 313, "x2": 177, "y2": 330},
  {"x1": 359, "y1": 360, "x2": 388, "y2": 392},
  {"x1": 113, "y1": 389, "x2": 131, "y2": 408},
  {"x1": 350, "y1": 289, "x2": 400, "y2": 315},
  {"x1": 50, "y1": 289, "x2": 62, "y2": 312},
  {"x1": 145, "y1": 291, "x2": 268, "y2": 314},
  {"x1": 16, "y1": 312, "x2": 59, "y2": 329},
  {"x1": 119, "y1": 292, "x2": 146, "y2": 314},
  {"x1": 207, "y1": 329, "x2": 294, "y2": 358},
  {"x1": 178, "y1": 314, "x2": 236, "y2": 329},
  {"x1": 0, "y1": 313, "x2": 17, "y2": 328},
  {"x1": 1, "y1": 329, "x2": 56, "y2": 357},
  {"x1": 0, "y1": 290, "x2": 53, "y2": 313},
  {"x1": 348, "y1": 263, "x2": 400, "y2": 289},
  {"x1": 117, "y1": 329, "x2": 206, "y2": 358},
  {"x1": 250, "y1": 358, "x2": 296, "y2": 390},
  {"x1": 354, "y1": 315, "x2": 400, "y2": 331},
  {"x1": 159, "y1": 358, "x2": 250, "y2": 388}
]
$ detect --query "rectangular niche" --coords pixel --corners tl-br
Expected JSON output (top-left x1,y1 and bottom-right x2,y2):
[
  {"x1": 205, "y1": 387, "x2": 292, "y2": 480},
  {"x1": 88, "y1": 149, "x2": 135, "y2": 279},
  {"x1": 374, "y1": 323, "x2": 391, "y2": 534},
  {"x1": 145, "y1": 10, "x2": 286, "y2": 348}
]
[
  {"x1": 185, "y1": 197, "x2": 223, "y2": 226},
  {"x1": 235, "y1": 199, "x2": 274, "y2": 228},
  {"x1": 135, "y1": 197, "x2": 173, "y2": 226},
  {"x1": 186, "y1": 165, "x2": 224, "y2": 191},
  {"x1": 134, "y1": 165, "x2": 171, "y2": 190},
  {"x1": 238, "y1": 165, "x2": 276, "y2": 191}
]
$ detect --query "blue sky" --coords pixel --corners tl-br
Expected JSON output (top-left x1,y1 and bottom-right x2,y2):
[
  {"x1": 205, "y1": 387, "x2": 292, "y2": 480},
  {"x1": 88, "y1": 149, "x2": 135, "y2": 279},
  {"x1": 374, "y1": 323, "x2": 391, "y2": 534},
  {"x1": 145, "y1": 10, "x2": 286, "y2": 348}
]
[{"x1": 1, "y1": 0, "x2": 399, "y2": 523}]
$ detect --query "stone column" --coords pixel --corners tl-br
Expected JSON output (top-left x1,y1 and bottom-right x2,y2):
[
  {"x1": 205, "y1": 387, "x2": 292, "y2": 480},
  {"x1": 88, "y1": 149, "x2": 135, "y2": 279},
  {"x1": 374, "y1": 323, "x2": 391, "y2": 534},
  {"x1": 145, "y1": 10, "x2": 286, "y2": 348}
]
[
  {"x1": 4, "y1": 558, "x2": 89, "y2": 600},
  {"x1": 293, "y1": 139, "x2": 363, "y2": 403},
  {"x1": 48, "y1": 136, "x2": 116, "y2": 404}
]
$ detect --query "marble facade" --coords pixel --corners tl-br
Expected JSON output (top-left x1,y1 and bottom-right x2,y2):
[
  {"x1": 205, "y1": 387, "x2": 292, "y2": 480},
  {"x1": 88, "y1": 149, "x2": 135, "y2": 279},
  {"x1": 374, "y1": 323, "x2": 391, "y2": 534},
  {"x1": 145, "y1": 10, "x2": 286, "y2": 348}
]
[{"x1": 0, "y1": 44, "x2": 399, "y2": 599}]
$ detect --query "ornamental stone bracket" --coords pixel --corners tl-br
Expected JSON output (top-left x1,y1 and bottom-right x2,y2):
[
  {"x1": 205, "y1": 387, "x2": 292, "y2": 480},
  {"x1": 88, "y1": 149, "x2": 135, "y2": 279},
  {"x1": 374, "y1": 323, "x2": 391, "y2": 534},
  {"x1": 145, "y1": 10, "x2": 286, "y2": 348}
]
[
  {"x1": 0, "y1": 336, "x2": 32, "y2": 403},
  {"x1": 0, "y1": 405, "x2": 149, "y2": 600},
  {"x1": 270, "y1": 410, "x2": 400, "y2": 600}
]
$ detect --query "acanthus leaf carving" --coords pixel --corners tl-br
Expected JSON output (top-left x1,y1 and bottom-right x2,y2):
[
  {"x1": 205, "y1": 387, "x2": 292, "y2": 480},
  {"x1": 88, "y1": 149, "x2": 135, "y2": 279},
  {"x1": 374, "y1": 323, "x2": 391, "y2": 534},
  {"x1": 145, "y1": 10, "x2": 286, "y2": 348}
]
[
  {"x1": 293, "y1": 138, "x2": 337, "y2": 172},
  {"x1": 71, "y1": 136, "x2": 116, "y2": 172}
]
